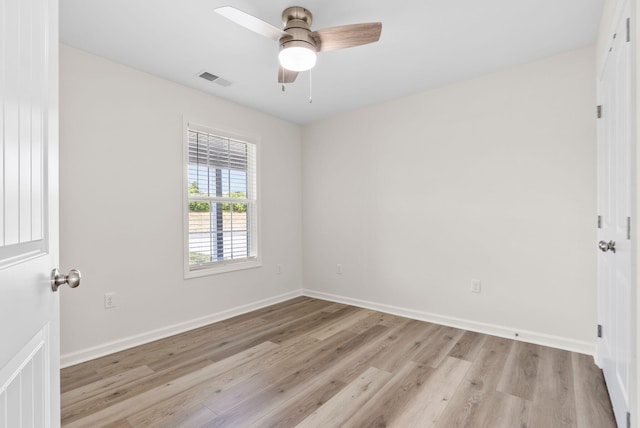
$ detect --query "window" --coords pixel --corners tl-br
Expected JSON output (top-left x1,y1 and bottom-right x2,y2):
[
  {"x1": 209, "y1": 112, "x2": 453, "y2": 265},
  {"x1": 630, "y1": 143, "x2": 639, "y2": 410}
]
[{"x1": 184, "y1": 123, "x2": 259, "y2": 277}]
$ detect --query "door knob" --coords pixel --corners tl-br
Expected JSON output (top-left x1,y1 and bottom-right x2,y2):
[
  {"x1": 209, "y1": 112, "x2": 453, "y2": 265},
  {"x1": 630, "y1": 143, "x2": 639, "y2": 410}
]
[
  {"x1": 51, "y1": 268, "x2": 81, "y2": 292},
  {"x1": 598, "y1": 240, "x2": 616, "y2": 253}
]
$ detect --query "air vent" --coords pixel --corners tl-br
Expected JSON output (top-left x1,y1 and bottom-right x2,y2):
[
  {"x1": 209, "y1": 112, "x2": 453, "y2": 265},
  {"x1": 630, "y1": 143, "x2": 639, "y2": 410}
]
[
  {"x1": 197, "y1": 71, "x2": 233, "y2": 87},
  {"x1": 198, "y1": 71, "x2": 218, "y2": 81}
]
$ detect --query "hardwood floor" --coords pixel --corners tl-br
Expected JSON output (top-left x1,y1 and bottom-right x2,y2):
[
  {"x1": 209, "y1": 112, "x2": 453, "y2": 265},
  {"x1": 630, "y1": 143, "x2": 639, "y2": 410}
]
[{"x1": 61, "y1": 297, "x2": 616, "y2": 427}]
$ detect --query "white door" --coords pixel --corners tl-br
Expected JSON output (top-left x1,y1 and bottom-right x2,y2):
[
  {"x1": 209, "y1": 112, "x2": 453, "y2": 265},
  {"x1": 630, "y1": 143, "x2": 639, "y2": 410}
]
[
  {"x1": 597, "y1": 1, "x2": 635, "y2": 427},
  {"x1": 0, "y1": 0, "x2": 63, "y2": 426}
]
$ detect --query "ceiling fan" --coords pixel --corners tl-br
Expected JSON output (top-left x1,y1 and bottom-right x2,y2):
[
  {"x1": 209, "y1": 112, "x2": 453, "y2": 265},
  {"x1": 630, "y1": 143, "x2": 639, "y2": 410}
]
[{"x1": 215, "y1": 6, "x2": 382, "y2": 84}]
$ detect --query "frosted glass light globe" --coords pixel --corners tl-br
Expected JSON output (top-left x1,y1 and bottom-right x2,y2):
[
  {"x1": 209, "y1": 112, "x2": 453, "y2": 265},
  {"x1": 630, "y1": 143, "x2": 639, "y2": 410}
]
[{"x1": 278, "y1": 46, "x2": 317, "y2": 72}]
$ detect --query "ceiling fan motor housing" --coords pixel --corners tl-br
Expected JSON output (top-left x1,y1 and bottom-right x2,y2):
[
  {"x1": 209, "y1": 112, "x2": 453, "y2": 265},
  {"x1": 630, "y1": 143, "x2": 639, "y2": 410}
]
[{"x1": 280, "y1": 7, "x2": 317, "y2": 52}]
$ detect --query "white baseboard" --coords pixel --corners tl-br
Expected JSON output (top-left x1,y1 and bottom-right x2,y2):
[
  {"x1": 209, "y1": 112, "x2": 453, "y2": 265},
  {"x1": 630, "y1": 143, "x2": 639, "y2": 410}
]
[
  {"x1": 303, "y1": 289, "x2": 596, "y2": 356},
  {"x1": 60, "y1": 289, "x2": 303, "y2": 368},
  {"x1": 61, "y1": 287, "x2": 596, "y2": 368}
]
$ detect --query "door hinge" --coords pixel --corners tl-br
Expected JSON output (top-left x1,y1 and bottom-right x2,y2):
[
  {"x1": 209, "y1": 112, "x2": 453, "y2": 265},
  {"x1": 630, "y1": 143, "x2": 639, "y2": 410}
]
[
  {"x1": 597, "y1": 324, "x2": 603, "y2": 338},
  {"x1": 598, "y1": 215, "x2": 602, "y2": 229},
  {"x1": 627, "y1": 217, "x2": 631, "y2": 240},
  {"x1": 597, "y1": 105, "x2": 603, "y2": 119},
  {"x1": 627, "y1": 412, "x2": 631, "y2": 428},
  {"x1": 627, "y1": 18, "x2": 631, "y2": 42}
]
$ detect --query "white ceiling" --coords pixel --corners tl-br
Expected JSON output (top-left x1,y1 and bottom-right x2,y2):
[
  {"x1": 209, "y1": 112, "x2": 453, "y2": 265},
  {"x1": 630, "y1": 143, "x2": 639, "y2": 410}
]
[{"x1": 60, "y1": 0, "x2": 604, "y2": 124}]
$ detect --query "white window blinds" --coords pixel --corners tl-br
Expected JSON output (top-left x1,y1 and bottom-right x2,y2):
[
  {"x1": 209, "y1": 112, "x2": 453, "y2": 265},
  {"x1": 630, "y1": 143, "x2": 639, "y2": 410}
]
[{"x1": 186, "y1": 128, "x2": 257, "y2": 272}]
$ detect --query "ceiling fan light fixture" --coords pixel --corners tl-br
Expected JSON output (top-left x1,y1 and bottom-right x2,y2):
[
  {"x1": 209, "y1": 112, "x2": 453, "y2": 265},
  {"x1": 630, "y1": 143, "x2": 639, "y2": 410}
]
[
  {"x1": 215, "y1": 6, "x2": 382, "y2": 83},
  {"x1": 278, "y1": 44, "x2": 317, "y2": 72}
]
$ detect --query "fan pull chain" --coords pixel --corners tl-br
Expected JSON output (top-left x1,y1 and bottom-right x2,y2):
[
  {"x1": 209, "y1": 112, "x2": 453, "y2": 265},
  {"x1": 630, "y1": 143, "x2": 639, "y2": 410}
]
[{"x1": 309, "y1": 70, "x2": 313, "y2": 104}]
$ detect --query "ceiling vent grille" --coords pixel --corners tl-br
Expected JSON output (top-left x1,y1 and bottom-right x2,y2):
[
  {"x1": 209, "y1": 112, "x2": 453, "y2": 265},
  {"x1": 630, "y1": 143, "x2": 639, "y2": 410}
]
[
  {"x1": 198, "y1": 71, "x2": 218, "y2": 81},
  {"x1": 197, "y1": 71, "x2": 232, "y2": 87}
]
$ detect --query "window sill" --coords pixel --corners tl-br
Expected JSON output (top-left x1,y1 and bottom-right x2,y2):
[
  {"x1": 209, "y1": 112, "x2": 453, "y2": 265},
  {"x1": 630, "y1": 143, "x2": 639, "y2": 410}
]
[{"x1": 184, "y1": 259, "x2": 262, "y2": 279}]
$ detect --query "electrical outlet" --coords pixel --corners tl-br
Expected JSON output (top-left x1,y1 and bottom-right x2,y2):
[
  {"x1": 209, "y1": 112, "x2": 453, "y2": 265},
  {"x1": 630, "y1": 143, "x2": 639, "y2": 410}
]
[
  {"x1": 104, "y1": 292, "x2": 116, "y2": 309},
  {"x1": 471, "y1": 279, "x2": 482, "y2": 294},
  {"x1": 276, "y1": 264, "x2": 283, "y2": 274},
  {"x1": 337, "y1": 264, "x2": 343, "y2": 275}
]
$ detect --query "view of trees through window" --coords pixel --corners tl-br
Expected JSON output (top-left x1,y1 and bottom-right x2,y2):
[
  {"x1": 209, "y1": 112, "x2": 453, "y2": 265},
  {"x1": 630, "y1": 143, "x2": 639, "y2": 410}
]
[{"x1": 188, "y1": 182, "x2": 247, "y2": 213}]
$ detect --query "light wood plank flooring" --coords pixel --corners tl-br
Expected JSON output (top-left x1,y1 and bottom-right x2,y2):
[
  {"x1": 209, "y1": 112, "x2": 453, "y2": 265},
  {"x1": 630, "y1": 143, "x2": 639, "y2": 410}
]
[{"x1": 61, "y1": 297, "x2": 616, "y2": 427}]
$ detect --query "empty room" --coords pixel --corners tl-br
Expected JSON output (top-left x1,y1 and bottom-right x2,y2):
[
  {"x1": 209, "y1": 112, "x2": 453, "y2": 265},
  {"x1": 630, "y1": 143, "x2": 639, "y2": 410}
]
[{"x1": 0, "y1": 0, "x2": 638, "y2": 427}]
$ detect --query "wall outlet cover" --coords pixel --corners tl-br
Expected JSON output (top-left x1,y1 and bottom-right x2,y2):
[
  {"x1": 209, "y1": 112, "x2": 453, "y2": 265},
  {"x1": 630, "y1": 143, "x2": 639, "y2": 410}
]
[
  {"x1": 471, "y1": 280, "x2": 482, "y2": 294},
  {"x1": 104, "y1": 292, "x2": 116, "y2": 309}
]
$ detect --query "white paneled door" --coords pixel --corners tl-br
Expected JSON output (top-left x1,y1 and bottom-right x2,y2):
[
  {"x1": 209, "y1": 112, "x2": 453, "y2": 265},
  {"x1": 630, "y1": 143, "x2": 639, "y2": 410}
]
[
  {"x1": 597, "y1": 1, "x2": 635, "y2": 427},
  {"x1": 0, "y1": 0, "x2": 61, "y2": 426}
]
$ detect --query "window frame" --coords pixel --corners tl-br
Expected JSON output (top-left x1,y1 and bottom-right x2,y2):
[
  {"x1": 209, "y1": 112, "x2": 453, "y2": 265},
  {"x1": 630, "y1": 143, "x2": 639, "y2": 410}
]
[{"x1": 183, "y1": 118, "x2": 261, "y2": 278}]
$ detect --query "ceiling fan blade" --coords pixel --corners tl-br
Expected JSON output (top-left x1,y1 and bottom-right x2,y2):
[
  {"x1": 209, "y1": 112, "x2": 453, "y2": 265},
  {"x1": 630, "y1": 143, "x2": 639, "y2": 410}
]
[
  {"x1": 278, "y1": 67, "x2": 299, "y2": 84},
  {"x1": 311, "y1": 22, "x2": 382, "y2": 52},
  {"x1": 215, "y1": 6, "x2": 288, "y2": 41}
]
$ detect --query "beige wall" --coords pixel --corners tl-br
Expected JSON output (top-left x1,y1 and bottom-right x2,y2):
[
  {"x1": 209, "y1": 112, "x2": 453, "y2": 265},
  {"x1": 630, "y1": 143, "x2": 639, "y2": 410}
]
[
  {"x1": 59, "y1": 43, "x2": 600, "y2": 365},
  {"x1": 302, "y1": 47, "x2": 597, "y2": 351},
  {"x1": 59, "y1": 45, "x2": 303, "y2": 365}
]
